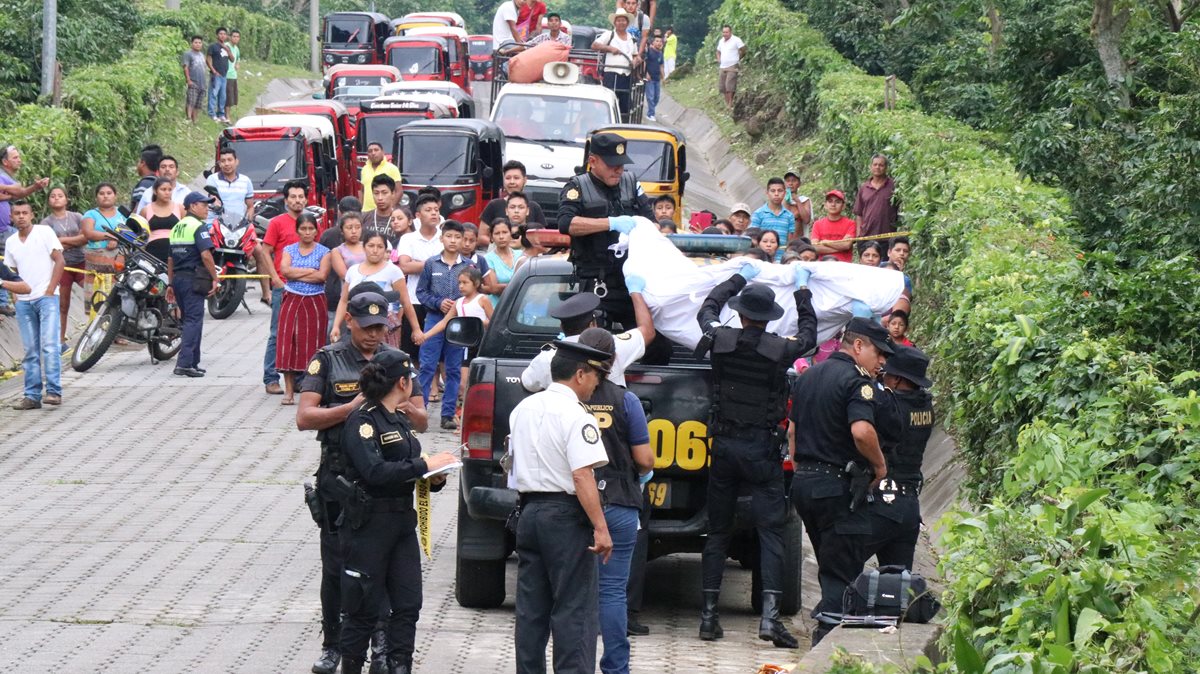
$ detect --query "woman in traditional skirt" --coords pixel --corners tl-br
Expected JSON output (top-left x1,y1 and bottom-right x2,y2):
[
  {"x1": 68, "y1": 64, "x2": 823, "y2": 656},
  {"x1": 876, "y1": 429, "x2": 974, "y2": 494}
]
[{"x1": 277, "y1": 212, "x2": 331, "y2": 404}]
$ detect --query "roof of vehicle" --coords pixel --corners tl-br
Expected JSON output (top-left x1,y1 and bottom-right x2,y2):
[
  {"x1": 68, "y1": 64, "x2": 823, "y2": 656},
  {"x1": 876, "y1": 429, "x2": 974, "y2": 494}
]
[
  {"x1": 592, "y1": 124, "x2": 686, "y2": 144},
  {"x1": 403, "y1": 11, "x2": 465, "y2": 26},
  {"x1": 380, "y1": 80, "x2": 470, "y2": 102},
  {"x1": 385, "y1": 35, "x2": 450, "y2": 49},
  {"x1": 468, "y1": 34, "x2": 493, "y2": 42},
  {"x1": 327, "y1": 11, "x2": 390, "y2": 22},
  {"x1": 397, "y1": 118, "x2": 504, "y2": 140},
  {"x1": 234, "y1": 114, "x2": 335, "y2": 141},
  {"x1": 324, "y1": 64, "x2": 402, "y2": 81},
  {"x1": 406, "y1": 26, "x2": 469, "y2": 40},
  {"x1": 361, "y1": 93, "x2": 458, "y2": 117},
  {"x1": 494, "y1": 81, "x2": 619, "y2": 104},
  {"x1": 261, "y1": 99, "x2": 350, "y2": 118},
  {"x1": 391, "y1": 19, "x2": 450, "y2": 33}
]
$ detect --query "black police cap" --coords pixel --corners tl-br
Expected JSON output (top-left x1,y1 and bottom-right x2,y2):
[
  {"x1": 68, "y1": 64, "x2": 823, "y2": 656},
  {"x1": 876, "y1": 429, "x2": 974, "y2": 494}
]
[
  {"x1": 372, "y1": 349, "x2": 417, "y2": 380},
  {"x1": 846, "y1": 316, "x2": 895, "y2": 355},
  {"x1": 552, "y1": 339, "x2": 613, "y2": 374},
  {"x1": 589, "y1": 132, "x2": 634, "y2": 166},
  {"x1": 882, "y1": 345, "x2": 931, "y2": 388},
  {"x1": 550, "y1": 292, "x2": 601, "y2": 321},
  {"x1": 347, "y1": 291, "x2": 390, "y2": 327}
]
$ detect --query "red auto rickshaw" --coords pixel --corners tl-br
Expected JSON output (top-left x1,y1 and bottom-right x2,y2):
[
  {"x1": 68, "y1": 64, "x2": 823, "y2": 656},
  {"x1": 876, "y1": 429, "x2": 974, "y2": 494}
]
[
  {"x1": 405, "y1": 26, "x2": 472, "y2": 94},
  {"x1": 321, "y1": 64, "x2": 402, "y2": 101},
  {"x1": 258, "y1": 100, "x2": 356, "y2": 201},
  {"x1": 384, "y1": 36, "x2": 451, "y2": 83},
  {"x1": 468, "y1": 35, "x2": 494, "y2": 81},
  {"x1": 392, "y1": 119, "x2": 505, "y2": 224},
  {"x1": 321, "y1": 12, "x2": 391, "y2": 70},
  {"x1": 353, "y1": 94, "x2": 459, "y2": 182}
]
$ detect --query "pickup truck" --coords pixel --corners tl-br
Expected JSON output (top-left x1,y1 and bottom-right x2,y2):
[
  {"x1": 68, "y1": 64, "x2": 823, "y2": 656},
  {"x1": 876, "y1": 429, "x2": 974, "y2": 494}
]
[{"x1": 447, "y1": 249, "x2": 802, "y2": 615}]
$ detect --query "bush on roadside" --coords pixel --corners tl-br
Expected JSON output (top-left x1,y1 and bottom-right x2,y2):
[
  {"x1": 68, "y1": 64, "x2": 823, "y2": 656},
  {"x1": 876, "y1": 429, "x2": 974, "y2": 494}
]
[{"x1": 143, "y1": 0, "x2": 309, "y2": 69}]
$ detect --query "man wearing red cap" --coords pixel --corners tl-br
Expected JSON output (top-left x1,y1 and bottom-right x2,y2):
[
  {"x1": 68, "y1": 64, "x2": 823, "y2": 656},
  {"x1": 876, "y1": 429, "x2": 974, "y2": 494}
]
[{"x1": 810, "y1": 190, "x2": 856, "y2": 263}]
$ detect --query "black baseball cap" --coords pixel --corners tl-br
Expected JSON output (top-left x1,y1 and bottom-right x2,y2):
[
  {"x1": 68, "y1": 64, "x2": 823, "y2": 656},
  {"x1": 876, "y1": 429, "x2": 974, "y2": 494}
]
[
  {"x1": 550, "y1": 292, "x2": 601, "y2": 321},
  {"x1": 845, "y1": 317, "x2": 895, "y2": 355},
  {"x1": 372, "y1": 349, "x2": 417, "y2": 380},
  {"x1": 589, "y1": 132, "x2": 634, "y2": 166},
  {"x1": 727, "y1": 283, "x2": 784, "y2": 322},
  {"x1": 882, "y1": 345, "x2": 931, "y2": 387},
  {"x1": 552, "y1": 339, "x2": 613, "y2": 374},
  {"x1": 347, "y1": 291, "x2": 391, "y2": 327}
]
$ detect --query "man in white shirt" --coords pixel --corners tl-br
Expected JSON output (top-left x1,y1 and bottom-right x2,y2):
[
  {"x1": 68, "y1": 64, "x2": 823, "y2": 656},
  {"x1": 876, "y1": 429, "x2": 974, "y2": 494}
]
[
  {"x1": 492, "y1": 0, "x2": 525, "y2": 48},
  {"x1": 716, "y1": 24, "x2": 746, "y2": 108},
  {"x1": 396, "y1": 193, "x2": 443, "y2": 354},
  {"x1": 594, "y1": 8, "x2": 642, "y2": 121},
  {"x1": 136, "y1": 155, "x2": 190, "y2": 212},
  {"x1": 509, "y1": 339, "x2": 612, "y2": 674},
  {"x1": 4, "y1": 200, "x2": 65, "y2": 409}
]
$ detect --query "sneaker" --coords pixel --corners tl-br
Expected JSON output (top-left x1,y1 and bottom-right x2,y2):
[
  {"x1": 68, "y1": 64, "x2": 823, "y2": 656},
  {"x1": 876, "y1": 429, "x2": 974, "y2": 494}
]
[
  {"x1": 60, "y1": 343, "x2": 69, "y2": 354},
  {"x1": 265, "y1": 382, "x2": 284, "y2": 395},
  {"x1": 440, "y1": 417, "x2": 458, "y2": 431},
  {"x1": 627, "y1": 615, "x2": 650, "y2": 636},
  {"x1": 11, "y1": 397, "x2": 41, "y2": 410},
  {"x1": 173, "y1": 366, "x2": 205, "y2": 378},
  {"x1": 43, "y1": 395, "x2": 62, "y2": 406},
  {"x1": 647, "y1": 115, "x2": 656, "y2": 121}
]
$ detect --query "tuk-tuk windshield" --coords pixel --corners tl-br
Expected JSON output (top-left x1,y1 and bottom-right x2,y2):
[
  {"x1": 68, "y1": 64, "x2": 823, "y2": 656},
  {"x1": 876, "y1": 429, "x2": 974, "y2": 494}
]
[
  {"x1": 333, "y1": 85, "x2": 383, "y2": 104},
  {"x1": 493, "y1": 94, "x2": 612, "y2": 143},
  {"x1": 398, "y1": 135, "x2": 474, "y2": 183},
  {"x1": 468, "y1": 39, "x2": 492, "y2": 56},
  {"x1": 359, "y1": 115, "x2": 423, "y2": 151},
  {"x1": 390, "y1": 47, "x2": 441, "y2": 74},
  {"x1": 326, "y1": 17, "x2": 371, "y2": 45},
  {"x1": 333, "y1": 75, "x2": 391, "y2": 89},
  {"x1": 625, "y1": 140, "x2": 675, "y2": 182},
  {"x1": 226, "y1": 139, "x2": 302, "y2": 191}
]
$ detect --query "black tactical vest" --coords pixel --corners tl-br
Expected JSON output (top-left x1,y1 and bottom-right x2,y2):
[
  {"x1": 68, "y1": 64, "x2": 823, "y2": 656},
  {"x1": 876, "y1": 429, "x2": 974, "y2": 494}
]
[
  {"x1": 317, "y1": 341, "x2": 395, "y2": 475},
  {"x1": 710, "y1": 326, "x2": 792, "y2": 432},
  {"x1": 886, "y1": 389, "x2": 934, "y2": 484},
  {"x1": 587, "y1": 379, "x2": 642, "y2": 509},
  {"x1": 570, "y1": 172, "x2": 640, "y2": 279}
]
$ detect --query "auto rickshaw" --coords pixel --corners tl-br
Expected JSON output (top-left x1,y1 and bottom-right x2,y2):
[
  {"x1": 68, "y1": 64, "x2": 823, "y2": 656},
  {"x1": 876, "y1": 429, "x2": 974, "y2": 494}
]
[
  {"x1": 320, "y1": 12, "x2": 391, "y2": 70},
  {"x1": 403, "y1": 11, "x2": 465, "y2": 28},
  {"x1": 384, "y1": 36, "x2": 451, "y2": 82},
  {"x1": 391, "y1": 119, "x2": 505, "y2": 225},
  {"x1": 258, "y1": 100, "x2": 356, "y2": 201},
  {"x1": 584, "y1": 125, "x2": 689, "y2": 225},
  {"x1": 391, "y1": 17, "x2": 451, "y2": 36},
  {"x1": 320, "y1": 64, "x2": 402, "y2": 101},
  {"x1": 406, "y1": 26, "x2": 472, "y2": 93},
  {"x1": 380, "y1": 80, "x2": 476, "y2": 119},
  {"x1": 224, "y1": 114, "x2": 340, "y2": 228},
  {"x1": 354, "y1": 94, "x2": 459, "y2": 176},
  {"x1": 468, "y1": 35, "x2": 494, "y2": 81}
]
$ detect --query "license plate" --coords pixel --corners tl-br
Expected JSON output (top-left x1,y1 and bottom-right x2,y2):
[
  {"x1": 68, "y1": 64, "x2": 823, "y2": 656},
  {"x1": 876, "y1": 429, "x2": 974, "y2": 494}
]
[{"x1": 646, "y1": 480, "x2": 671, "y2": 509}]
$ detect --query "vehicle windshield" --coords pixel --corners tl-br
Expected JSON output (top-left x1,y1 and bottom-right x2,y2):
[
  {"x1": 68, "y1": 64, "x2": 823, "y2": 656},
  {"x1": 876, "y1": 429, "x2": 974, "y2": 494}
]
[
  {"x1": 508, "y1": 277, "x2": 581, "y2": 332},
  {"x1": 332, "y1": 85, "x2": 382, "y2": 104},
  {"x1": 333, "y1": 75, "x2": 391, "y2": 89},
  {"x1": 389, "y1": 47, "x2": 441, "y2": 75},
  {"x1": 398, "y1": 135, "x2": 474, "y2": 183},
  {"x1": 624, "y1": 140, "x2": 674, "y2": 182},
  {"x1": 225, "y1": 139, "x2": 302, "y2": 192},
  {"x1": 492, "y1": 94, "x2": 612, "y2": 143},
  {"x1": 468, "y1": 39, "x2": 492, "y2": 56},
  {"x1": 572, "y1": 31, "x2": 596, "y2": 50},
  {"x1": 326, "y1": 18, "x2": 371, "y2": 45},
  {"x1": 358, "y1": 115, "x2": 423, "y2": 151}
]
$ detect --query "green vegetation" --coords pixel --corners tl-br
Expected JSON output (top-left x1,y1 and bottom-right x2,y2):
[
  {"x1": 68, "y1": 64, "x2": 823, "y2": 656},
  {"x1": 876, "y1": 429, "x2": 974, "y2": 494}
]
[
  {"x1": 142, "y1": 0, "x2": 309, "y2": 68},
  {"x1": 675, "y1": 0, "x2": 1200, "y2": 670}
]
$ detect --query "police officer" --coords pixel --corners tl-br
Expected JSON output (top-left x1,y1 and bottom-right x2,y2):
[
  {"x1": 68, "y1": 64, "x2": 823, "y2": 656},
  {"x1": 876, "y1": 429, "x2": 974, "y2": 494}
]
[
  {"x1": 696, "y1": 261, "x2": 818, "y2": 649},
  {"x1": 557, "y1": 132, "x2": 653, "y2": 328},
  {"x1": 297, "y1": 288, "x2": 424, "y2": 674},
  {"x1": 166, "y1": 191, "x2": 220, "y2": 377},
  {"x1": 510, "y1": 340, "x2": 613, "y2": 674},
  {"x1": 867, "y1": 345, "x2": 934, "y2": 570},
  {"x1": 337, "y1": 350, "x2": 459, "y2": 674},
  {"x1": 789, "y1": 317, "x2": 894, "y2": 645}
]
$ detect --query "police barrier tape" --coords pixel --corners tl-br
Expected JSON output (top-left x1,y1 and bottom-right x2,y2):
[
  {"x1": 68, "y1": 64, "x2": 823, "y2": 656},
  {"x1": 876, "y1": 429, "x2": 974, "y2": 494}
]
[{"x1": 809, "y1": 230, "x2": 911, "y2": 247}]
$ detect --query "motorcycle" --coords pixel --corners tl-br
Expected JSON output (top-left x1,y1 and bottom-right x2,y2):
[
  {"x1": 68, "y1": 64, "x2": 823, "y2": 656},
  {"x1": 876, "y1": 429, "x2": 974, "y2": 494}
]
[
  {"x1": 207, "y1": 201, "x2": 255, "y2": 320},
  {"x1": 71, "y1": 217, "x2": 183, "y2": 372}
]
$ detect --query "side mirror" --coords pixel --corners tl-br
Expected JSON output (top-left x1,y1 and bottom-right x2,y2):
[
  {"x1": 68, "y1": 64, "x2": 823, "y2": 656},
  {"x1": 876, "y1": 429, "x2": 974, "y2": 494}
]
[
  {"x1": 682, "y1": 171, "x2": 691, "y2": 182},
  {"x1": 446, "y1": 316, "x2": 484, "y2": 347},
  {"x1": 482, "y1": 166, "x2": 494, "y2": 179}
]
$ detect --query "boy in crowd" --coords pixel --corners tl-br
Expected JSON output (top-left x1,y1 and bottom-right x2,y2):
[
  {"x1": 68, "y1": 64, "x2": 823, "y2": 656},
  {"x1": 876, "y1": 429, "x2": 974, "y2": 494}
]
[
  {"x1": 653, "y1": 195, "x2": 676, "y2": 223},
  {"x1": 810, "y1": 190, "x2": 856, "y2": 262},
  {"x1": 416, "y1": 220, "x2": 471, "y2": 430},
  {"x1": 460, "y1": 223, "x2": 491, "y2": 277}
]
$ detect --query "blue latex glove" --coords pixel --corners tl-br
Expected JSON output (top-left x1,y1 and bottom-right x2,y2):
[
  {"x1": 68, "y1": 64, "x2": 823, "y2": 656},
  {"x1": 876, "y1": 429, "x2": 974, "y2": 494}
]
[
  {"x1": 738, "y1": 262, "x2": 760, "y2": 281},
  {"x1": 626, "y1": 275, "x2": 647, "y2": 294},
  {"x1": 850, "y1": 300, "x2": 874, "y2": 318},
  {"x1": 608, "y1": 216, "x2": 637, "y2": 235},
  {"x1": 793, "y1": 266, "x2": 812, "y2": 289},
  {"x1": 638, "y1": 470, "x2": 655, "y2": 486}
]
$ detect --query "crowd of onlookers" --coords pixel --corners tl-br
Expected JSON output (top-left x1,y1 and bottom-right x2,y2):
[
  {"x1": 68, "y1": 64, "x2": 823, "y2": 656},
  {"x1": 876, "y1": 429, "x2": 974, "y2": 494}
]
[{"x1": 181, "y1": 27, "x2": 242, "y2": 124}]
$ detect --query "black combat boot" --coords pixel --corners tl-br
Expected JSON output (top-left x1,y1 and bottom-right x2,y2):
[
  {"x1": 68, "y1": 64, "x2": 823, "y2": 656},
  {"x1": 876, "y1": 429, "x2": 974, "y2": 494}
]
[
  {"x1": 340, "y1": 654, "x2": 366, "y2": 674},
  {"x1": 388, "y1": 655, "x2": 413, "y2": 674},
  {"x1": 369, "y1": 628, "x2": 389, "y2": 674},
  {"x1": 311, "y1": 647, "x2": 340, "y2": 674},
  {"x1": 758, "y1": 591, "x2": 798, "y2": 648},
  {"x1": 698, "y1": 590, "x2": 724, "y2": 640}
]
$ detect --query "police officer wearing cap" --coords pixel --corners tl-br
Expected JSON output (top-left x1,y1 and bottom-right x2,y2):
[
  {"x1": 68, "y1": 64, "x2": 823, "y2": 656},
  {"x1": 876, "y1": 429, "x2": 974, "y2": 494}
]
[
  {"x1": 789, "y1": 316, "x2": 894, "y2": 645},
  {"x1": 510, "y1": 340, "x2": 613, "y2": 674},
  {"x1": 297, "y1": 289, "x2": 425, "y2": 674},
  {"x1": 696, "y1": 261, "x2": 818, "y2": 649},
  {"x1": 167, "y1": 191, "x2": 221, "y2": 377},
  {"x1": 866, "y1": 345, "x2": 934, "y2": 570},
  {"x1": 336, "y1": 350, "x2": 458, "y2": 674},
  {"x1": 557, "y1": 132, "x2": 652, "y2": 328}
]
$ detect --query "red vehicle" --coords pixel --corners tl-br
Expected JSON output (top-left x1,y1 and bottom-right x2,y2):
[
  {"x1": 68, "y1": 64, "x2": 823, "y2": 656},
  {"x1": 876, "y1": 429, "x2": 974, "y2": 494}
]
[
  {"x1": 380, "y1": 80, "x2": 477, "y2": 119},
  {"x1": 321, "y1": 12, "x2": 391, "y2": 70},
  {"x1": 402, "y1": 11, "x2": 465, "y2": 28},
  {"x1": 222, "y1": 114, "x2": 339, "y2": 228},
  {"x1": 392, "y1": 119, "x2": 505, "y2": 225},
  {"x1": 259, "y1": 100, "x2": 356, "y2": 201},
  {"x1": 321, "y1": 64, "x2": 402, "y2": 102},
  {"x1": 405, "y1": 26, "x2": 472, "y2": 94},
  {"x1": 468, "y1": 35, "x2": 494, "y2": 81},
  {"x1": 353, "y1": 94, "x2": 459, "y2": 182},
  {"x1": 385, "y1": 35, "x2": 451, "y2": 83}
]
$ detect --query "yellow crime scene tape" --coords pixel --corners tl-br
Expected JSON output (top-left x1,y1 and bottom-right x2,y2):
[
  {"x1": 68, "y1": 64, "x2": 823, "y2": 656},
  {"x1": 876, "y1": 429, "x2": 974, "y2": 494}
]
[
  {"x1": 808, "y1": 230, "x2": 911, "y2": 246},
  {"x1": 416, "y1": 477, "x2": 433, "y2": 559}
]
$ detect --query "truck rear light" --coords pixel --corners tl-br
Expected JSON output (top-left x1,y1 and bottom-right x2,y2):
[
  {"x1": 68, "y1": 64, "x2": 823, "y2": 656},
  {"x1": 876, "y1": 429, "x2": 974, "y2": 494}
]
[{"x1": 461, "y1": 383, "x2": 495, "y2": 460}]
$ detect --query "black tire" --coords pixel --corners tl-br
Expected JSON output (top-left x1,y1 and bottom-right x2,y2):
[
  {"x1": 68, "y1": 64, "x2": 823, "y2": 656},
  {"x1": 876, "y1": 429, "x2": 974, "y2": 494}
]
[
  {"x1": 454, "y1": 486, "x2": 508, "y2": 608},
  {"x1": 750, "y1": 514, "x2": 803, "y2": 616},
  {"x1": 71, "y1": 304, "x2": 122, "y2": 372},
  {"x1": 207, "y1": 278, "x2": 245, "y2": 319},
  {"x1": 149, "y1": 308, "x2": 183, "y2": 362}
]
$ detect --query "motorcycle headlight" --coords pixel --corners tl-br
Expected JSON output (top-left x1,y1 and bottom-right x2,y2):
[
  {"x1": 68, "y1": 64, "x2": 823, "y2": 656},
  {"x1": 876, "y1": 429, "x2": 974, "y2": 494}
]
[
  {"x1": 127, "y1": 269, "x2": 151, "y2": 292},
  {"x1": 221, "y1": 223, "x2": 236, "y2": 242}
]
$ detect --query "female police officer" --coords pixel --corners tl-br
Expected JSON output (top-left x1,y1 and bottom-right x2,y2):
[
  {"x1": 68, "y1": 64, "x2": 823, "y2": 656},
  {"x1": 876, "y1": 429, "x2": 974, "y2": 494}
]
[{"x1": 337, "y1": 350, "x2": 458, "y2": 674}]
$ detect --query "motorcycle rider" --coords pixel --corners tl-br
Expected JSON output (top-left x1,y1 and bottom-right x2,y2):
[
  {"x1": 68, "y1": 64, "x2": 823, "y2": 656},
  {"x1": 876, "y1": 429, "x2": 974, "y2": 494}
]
[
  {"x1": 205, "y1": 147, "x2": 274, "y2": 305},
  {"x1": 166, "y1": 192, "x2": 221, "y2": 378}
]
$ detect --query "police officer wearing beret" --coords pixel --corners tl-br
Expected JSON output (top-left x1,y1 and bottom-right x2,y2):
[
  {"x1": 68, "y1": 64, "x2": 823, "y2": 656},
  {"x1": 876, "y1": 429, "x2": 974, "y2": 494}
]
[
  {"x1": 557, "y1": 132, "x2": 652, "y2": 329},
  {"x1": 866, "y1": 345, "x2": 934, "y2": 570},
  {"x1": 166, "y1": 191, "x2": 221, "y2": 377},
  {"x1": 510, "y1": 340, "x2": 614, "y2": 674},
  {"x1": 336, "y1": 350, "x2": 458, "y2": 674},
  {"x1": 297, "y1": 290, "x2": 426, "y2": 674},
  {"x1": 696, "y1": 261, "x2": 818, "y2": 649},
  {"x1": 789, "y1": 316, "x2": 894, "y2": 645}
]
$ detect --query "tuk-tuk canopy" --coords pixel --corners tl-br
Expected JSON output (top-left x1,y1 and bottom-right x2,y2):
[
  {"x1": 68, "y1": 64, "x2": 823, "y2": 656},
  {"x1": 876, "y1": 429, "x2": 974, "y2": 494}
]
[
  {"x1": 260, "y1": 99, "x2": 350, "y2": 119},
  {"x1": 361, "y1": 93, "x2": 458, "y2": 118},
  {"x1": 235, "y1": 114, "x2": 336, "y2": 142},
  {"x1": 324, "y1": 64, "x2": 402, "y2": 86},
  {"x1": 406, "y1": 26, "x2": 469, "y2": 41},
  {"x1": 403, "y1": 11, "x2": 465, "y2": 27},
  {"x1": 380, "y1": 80, "x2": 474, "y2": 117},
  {"x1": 393, "y1": 119, "x2": 505, "y2": 187}
]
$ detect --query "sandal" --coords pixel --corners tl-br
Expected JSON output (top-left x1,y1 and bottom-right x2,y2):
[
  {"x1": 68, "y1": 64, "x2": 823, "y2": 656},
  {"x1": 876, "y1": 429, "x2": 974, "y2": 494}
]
[
  {"x1": 281, "y1": 397, "x2": 295, "y2": 406},
  {"x1": 260, "y1": 297, "x2": 272, "y2": 306}
]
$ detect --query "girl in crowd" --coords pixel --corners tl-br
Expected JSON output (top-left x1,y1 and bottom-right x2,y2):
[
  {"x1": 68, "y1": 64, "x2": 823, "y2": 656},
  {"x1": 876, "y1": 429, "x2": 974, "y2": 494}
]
[
  {"x1": 40, "y1": 186, "x2": 86, "y2": 345},
  {"x1": 887, "y1": 309, "x2": 914, "y2": 347},
  {"x1": 332, "y1": 232, "x2": 423, "y2": 348},
  {"x1": 389, "y1": 205, "x2": 414, "y2": 242},
  {"x1": 277, "y1": 213, "x2": 331, "y2": 405},
  {"x1": 80, "y1": 183, "x2": 126, "y2": 307},
  {"x1": 329, "y1": 212, "x2": 367, "y2": 329},
  {"x1": 856, "y1": 241, "x2": 882, "y2": 266},
  {"x1": 483, "y1": 218, "x2": 521, "y2": 307},
  {"x1": 421, "y1": 266, "x2": 493, "y2": 414},
  {"x1": 757, "y1": 229, "x2": 781, "y2": 260},
  {"x1": 141, "y1": 177, "x2": 183, "y2": 262}
]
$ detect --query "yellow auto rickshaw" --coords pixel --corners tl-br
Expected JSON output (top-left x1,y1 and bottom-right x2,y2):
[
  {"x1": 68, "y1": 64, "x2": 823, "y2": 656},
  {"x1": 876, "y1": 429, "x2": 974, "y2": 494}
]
[{"x1": 584, "y1": 125, "x2": 689, "y2": 225}]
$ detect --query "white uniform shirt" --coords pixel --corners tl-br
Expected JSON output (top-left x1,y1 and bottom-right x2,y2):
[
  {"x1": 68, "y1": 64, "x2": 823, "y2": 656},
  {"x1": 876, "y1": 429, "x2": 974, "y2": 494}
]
[
  {"x1": 509, "y1": 383, "x2": 608, "y2": 493},
  {"x1": 520, "y1": 329, "x2": 646, "y2": 391}
]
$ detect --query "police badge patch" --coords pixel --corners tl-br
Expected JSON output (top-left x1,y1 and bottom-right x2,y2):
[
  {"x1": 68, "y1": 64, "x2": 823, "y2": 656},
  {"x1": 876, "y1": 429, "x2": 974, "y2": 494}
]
[
  {"x1": 368, "y1": 303, "x2": 380, "y2": 315},
  {"x1": 860, "y1": 385, "x2": 874, "y2": 400},
  {"x1": 308, "y1": 359, "x2": 321, "y2": 375},
  {"x1": 566, "y1": 188, "x2": 580, "y2": 200},
  {"x1": 359, "y1": 423, "x2": 374, "y2": 439},
  {"x1": 582, "y1": 424, "x2": 600, "y2": 444}
]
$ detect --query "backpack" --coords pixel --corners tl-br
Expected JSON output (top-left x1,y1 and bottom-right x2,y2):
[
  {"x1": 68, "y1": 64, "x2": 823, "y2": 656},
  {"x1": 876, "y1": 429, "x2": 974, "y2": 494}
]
[{"x1": 841, "y1": 565, "x2": 941, "y2": 626}]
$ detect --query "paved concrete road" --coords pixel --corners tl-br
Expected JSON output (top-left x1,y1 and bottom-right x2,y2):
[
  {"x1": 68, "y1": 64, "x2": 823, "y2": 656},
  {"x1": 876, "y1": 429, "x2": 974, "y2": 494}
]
[{"x1": 0, "y1": 305, "x2": 794, "y2": 673}]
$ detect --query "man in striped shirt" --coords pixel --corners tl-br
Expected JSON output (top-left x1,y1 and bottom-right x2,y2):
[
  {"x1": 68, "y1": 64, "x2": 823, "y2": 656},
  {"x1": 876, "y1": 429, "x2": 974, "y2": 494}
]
[{"x1": 750, "y1": 177, "x2": 795, "y2": 258}]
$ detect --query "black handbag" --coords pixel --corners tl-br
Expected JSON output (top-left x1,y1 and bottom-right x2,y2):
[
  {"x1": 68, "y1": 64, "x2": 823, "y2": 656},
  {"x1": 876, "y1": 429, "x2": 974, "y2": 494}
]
[{"x1": 841, "y1": 565, "x2": 941, "y2": 625}]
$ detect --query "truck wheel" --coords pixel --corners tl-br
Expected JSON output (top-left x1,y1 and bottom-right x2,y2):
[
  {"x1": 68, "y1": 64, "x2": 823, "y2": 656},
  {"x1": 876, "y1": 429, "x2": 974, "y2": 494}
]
[
  {"x1": 455, "y1": 557, "x2": 506, "y2": 609},
  {"x1": 750, "y1": 515, "x2": 803, "y2": 616}
]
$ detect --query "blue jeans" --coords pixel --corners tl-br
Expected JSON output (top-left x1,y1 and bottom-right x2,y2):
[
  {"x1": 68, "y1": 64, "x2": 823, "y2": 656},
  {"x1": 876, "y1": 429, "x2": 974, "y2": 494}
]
[
  {"x1": 173, "y1": 275, "x2": 206, "y2": 369},
  {"x1": 418, "y1": 310, "x2": 463, "y2": 420},
  {"x1": 645, "y1": 80, "x2": 661, "y2": 118},
  {"x1": 16, "y1": 296, "x2": 62, "y2": 401},
  {"x1": 208, "y1": 74, "x2": 227, "y2": 117},
  {"x1": 263, "y1": 287, "x2": 283, "y2": 385},
  {"x1": 597, "y1": 504, "x2": 640, "y2": 674}
]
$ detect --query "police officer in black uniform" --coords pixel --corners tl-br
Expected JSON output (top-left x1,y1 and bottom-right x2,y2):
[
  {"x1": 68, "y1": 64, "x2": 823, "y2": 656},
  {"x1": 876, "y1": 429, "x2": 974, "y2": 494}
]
[
  {"x1": 866, "y1": 345, "x2": 934, "y2": 570},
  {"x1": 336, "y1": 350, "x2": 459, "y2": 674},
  {"x1": 789, "y1": 316, "x2": 894, "y2": 645},
  {"x1": 557, "y1": 132, "x2": 653, "y2": 329},
  {"x1": 696, "y1": 261, "x2": 818, "y2": 649},
  {"x1": 297, "y1": 288, "x2": 425, "y2": 674}
]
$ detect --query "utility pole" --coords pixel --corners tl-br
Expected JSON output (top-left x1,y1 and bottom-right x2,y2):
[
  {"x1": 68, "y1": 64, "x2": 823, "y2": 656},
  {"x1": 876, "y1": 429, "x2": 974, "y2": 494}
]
[
  {"x1": 40, "y1": 0, "x2": 57, "y2": 100},
  {"x1": 310, "y1": 0, "x2": 320, "y2": 72}
]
